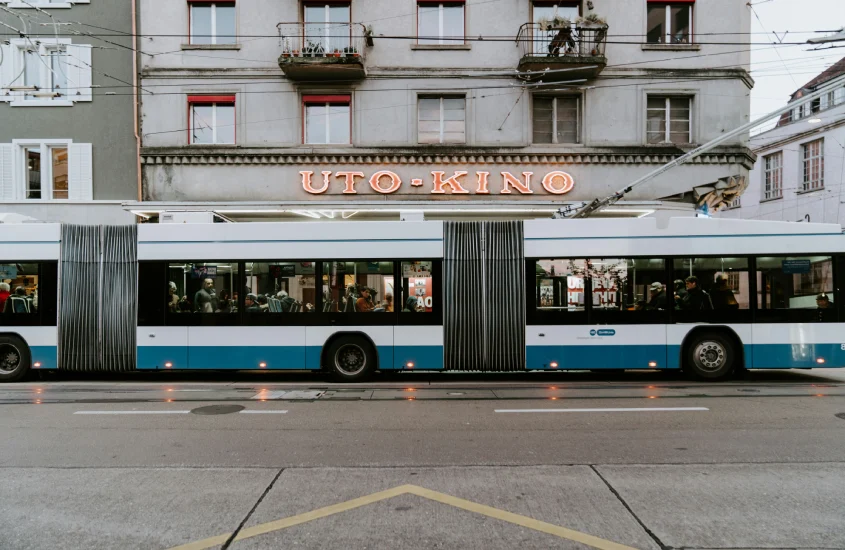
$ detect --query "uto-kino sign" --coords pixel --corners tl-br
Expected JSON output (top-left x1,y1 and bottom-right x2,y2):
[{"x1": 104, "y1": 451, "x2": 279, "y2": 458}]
[{"x1": 300, "y1": 170, "x2": 575, "y2": 195}]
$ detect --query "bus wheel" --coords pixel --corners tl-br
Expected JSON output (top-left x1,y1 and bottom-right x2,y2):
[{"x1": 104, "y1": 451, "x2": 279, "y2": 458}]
[
  {"x1": 685, "y1": 332, "x2": 736, "y2": 381},
  {"x1": 326, "y1": 336, "x2": 376, "y2": 382},
  {"x1": 0, "y1": 336, "x2": 31, "y2": 383}
]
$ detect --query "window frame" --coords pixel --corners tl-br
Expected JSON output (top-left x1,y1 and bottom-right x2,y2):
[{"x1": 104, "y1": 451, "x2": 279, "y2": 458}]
[
  {"x1": 646, "y1": 1, "x2": 695, "y2": 44},
  {"x1": 301, "y1": 2, "x2": 352, "y2": 53},
  {"x1": 188, "y1": 95, "x2": 236, "y2": 145},
  {"x1": 417, "y1": 94, "x2": 467, "y2": 145},
  {"x1": 755, "y1": 254, "x2": 839, "y2": 324},
  {"x1": 163, "y1": 260, "x2": 242, "y2": 327},
  {"x1": 0, "y1": 261, "x2": 55, "y2": 327},
  {"x1": 646, "y1": 95, "x2": 692, "y2": 145},
  {"x1": 5, "y1": 39, "x2": 75, "y2": 107},
  {"x1": 762, "y1": 151, "x2": 783, "y2": 201},
  {"x1": 12, "y1": 139, "x2": 72, "y2": 201},
  {"x1": 532, "y1": 95, "x2": 581, "y2": 145},
  {"x1": 416, "y1": 1, "x2": 466, "y2": 45},
  {"x1": 800, "y1": 138, "x2": 824, "y2": 192},
  {"x1": 302, "y1": 94, "x2": 352, "y2": 145},
  {"x1": 397, "y1": 259, "x2": 442, "y2": 326},
  {"x1": 188, "y1": 0, "x2": 237, "y2": 45},
  {"x1": 243, "y1": 260, "x2": 319, "y2": 326}
]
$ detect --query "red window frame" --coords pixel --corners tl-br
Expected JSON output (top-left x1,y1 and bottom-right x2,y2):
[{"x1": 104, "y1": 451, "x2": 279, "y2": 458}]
[
  {"x1": 187, "y1": 0, "x2": 236, "y2": 45},
  {"x1": 416, "y1": 0, "x2": 466, "y2": 46},
  {"x1": 188, "y1": 94, "x2": 236, "y2": 145},
  {"x1": 302, "y1": 94, "x2": 352, "y2": 145}
]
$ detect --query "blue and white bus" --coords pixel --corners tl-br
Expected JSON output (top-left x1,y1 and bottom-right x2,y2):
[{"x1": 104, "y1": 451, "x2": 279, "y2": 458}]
[{"x1": 1, "y1": 217, "x2": 843, "y2": 382}]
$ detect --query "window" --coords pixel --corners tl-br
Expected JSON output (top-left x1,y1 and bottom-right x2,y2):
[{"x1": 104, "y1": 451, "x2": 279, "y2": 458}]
[
  {"x1": 646, "y1": 1, "x2": 693, "y2": 44},
  {"x1": 801, "y1": 139, "x2": 824, "y2": 191},
  {"x1": 535, "y1": 259, "x2": 586, "y2": 312},
  {"x1": 762, "y1": 152, "x2": 782, "y2": 200},
  {"x1": 589, "y1": 258, "x2": 667, "y2": 314},
  {"x1": 533, "y1": 96, "x2": 579, "y2": 144},
  {"x1": 0, "y1": 263, "x2": 39, "y2": 316},
  {"x1": 400, "y1": 261, "x2": 434, "y2": 313},
  {"x1": 672, "y1": 258, "x2": 751, "y2": 317},
  {"x1": 322, "y1": 261, "x2": 394, "y2": 313},
  {"x1": 835, "y1": 87, "x2": 845, "y2": 106},
  {"x1": 189, "y1": 95, "x2": 235, "y2": 145},
  {"x1": 304, "y1": 3, "x2": 351, "y2": 54},
  {"x1": 303, "y1": 95, "x2": 351, "y2": 145},
  {"x1": 756, "y1": 256, "x2": 836, "y2": 321},
  {"x1": 0, "y1": 140, "x2": 91, "y2": 201},
  {"x1": 647, "y1": 96, "x2": 691, "y2": 144},
  {"x1": 418, "y1": 96, "x2": 466, "y2": 144},
  {"x1": 417, "y1": 2, "x2": 465, "y2": 45},
  {"x1": 244, "y1": 262, "x2": 316, "y2": 314},
  {"x1": 0, "y1": 40, "x2": 92, "y2": 105},
  {"x1": 727, "y1": 196, "x2": 741, "y2": 209},
  {"x1": 166, "y1": 262, "x2": 239, "y2": 314},
  {"x1": 189, "y1": 1, "x2": 236, "y2": 45}
]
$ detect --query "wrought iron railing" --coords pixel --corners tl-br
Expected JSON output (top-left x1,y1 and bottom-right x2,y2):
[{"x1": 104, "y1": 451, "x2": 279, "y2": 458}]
[
  {"x1": 516, "y1": 23, "x2": 608, "y2": 59},
  {"x1": 277, "y1": 22, "x2": 367, "y2": 60}
]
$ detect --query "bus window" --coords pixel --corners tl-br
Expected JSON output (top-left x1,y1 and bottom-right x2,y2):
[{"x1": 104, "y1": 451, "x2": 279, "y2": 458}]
[
  {"x1": 245, "y1": 262, "x2": 315, "y2": 314},
  {"x1": 589, "y1": 258, "x2": 666, "y2": 314},
  {"x1": 672, "y1": 257, "x2": 751, "y2": 320},
  {"x1": 167, "y1": 262, "x2": 238, "y2": 314},
  {"x1": 400, "y1": 261, "x2": 433, "y2": 313},
  {"x1": 757, "y1": 256, "x2": 836, "y2": 322},
  {"x1": 0, "y1": 262, "x2": 39, "y2": 316},
  {"x1": 535, "y1": 259, "x2": 586, "y2": 312},
  {"x1": 322, "y1": 261, "x2": 394, "y2": 313}
]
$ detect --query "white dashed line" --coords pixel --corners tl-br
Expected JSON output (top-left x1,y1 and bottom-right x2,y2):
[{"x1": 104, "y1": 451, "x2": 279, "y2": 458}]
[
  {"x1": 494, "y1": 407, "x2": 710, "y2": 413},
  {"x1": 239, "y1": 410, "x2": 289, "y2": 414}
]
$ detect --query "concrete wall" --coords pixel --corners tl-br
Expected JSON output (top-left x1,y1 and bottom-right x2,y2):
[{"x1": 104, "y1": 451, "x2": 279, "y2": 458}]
[
  {"x1": 722, "y1": 102, "x2": 845, "y2": 225},
  {"x1": 0, "y1": 2, "x2": 138, "y2": 203}
]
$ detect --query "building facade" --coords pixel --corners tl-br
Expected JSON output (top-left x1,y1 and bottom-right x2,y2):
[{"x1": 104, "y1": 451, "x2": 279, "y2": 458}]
[
  {"x1": 723, "y1": 58, "x2": 845, "y2": 225},
  {"x1": 0, "y1": 0, "x2": 138, "y2": 224},
  {"x1": 132, "y1": 0, "x2": 754, "y2": 221}
]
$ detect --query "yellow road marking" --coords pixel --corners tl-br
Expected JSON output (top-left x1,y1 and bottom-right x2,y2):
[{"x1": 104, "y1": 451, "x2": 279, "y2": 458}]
[{"x1": 167, "y1": 484, "x2": 638, "y2": 550}]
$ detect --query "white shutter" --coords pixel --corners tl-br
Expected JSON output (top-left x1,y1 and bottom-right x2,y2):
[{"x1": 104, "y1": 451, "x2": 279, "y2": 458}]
[
  {"x1": 65, "y1": 44, "x2": 92, "y2": 102},
  {"x1": 68, "y1": 143, "x2": 93, "y2": 200},
  {"x1": 0, "y1": 144, "x2": 15, "y2": 201},
  {"x1": 0, "y1": 43, "x2": 14, "y2": 103}
]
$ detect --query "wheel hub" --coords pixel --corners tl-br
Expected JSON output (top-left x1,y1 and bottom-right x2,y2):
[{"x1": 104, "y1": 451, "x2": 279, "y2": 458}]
[
  {"x1": 695, "y1": 341, "x2": 726, "y2": 372},
  {"x1": 335, "y1": 344, "x2": 366, "y2": 376},
  {"x1": 0, "y1": 344, "x2": 21, "y2": 374}
]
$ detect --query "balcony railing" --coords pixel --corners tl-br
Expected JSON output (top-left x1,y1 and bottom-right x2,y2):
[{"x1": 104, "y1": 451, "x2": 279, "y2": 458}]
[
  {"x1": 516, "y1": 23, "x2": 608, "y2": 80},
  {"x1": 278, "y1": 22, "x2": 367, "y2": 61}
]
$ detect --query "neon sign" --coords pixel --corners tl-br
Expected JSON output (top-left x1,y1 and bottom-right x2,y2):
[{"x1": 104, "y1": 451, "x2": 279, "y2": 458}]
[{"x1": 300, "y1": 170, "x2": 575, "y2": 195}]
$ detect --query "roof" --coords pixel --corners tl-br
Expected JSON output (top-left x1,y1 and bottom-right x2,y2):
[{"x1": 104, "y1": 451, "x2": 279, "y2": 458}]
[{"x1": 790, "y1": 55, "x2": 845, "y2": 101}]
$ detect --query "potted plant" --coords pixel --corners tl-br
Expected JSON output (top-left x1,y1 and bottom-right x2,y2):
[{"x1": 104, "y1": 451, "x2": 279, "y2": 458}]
[
  {"x1": 292, "y1": 49, "x2": 300, "y2": 57},
  {"x1": 576, "y1": 14, "x2": 607, "y2": 27},
  {"x1": 537, "y1": 15, "x2": 571, "y2": 31},
  {"x1": 333, "y1": 48, "x2": 342, "y2": 58},
  {"x1": 343, "y1": 46, "x2": 359, "y2": 57}
]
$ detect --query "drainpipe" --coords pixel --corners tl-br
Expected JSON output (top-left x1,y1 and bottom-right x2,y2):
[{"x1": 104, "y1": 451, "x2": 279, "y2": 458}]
[{"x1": 132, "y1": 0, "x2": 142, "y2": 202}]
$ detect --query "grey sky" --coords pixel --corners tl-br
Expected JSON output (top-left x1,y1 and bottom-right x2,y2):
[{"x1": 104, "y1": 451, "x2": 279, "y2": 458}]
[{"x1": 749, "y1": 0, "x2": 845, "y2": 121}]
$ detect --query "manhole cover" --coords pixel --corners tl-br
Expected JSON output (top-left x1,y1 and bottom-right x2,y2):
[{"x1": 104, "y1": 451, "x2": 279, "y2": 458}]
[
  {"x1": 737, "y1": 389, "x2": 760, "y2": 393},
  {"x1": 191, "y1": 405, "x2": 245, "y2": 415},
  {"x1": 835, "y1": 413, "x2": 845, "y2": 420}
]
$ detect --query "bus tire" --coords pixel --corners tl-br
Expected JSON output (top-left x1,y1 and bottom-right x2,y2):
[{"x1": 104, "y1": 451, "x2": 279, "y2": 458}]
[
  {"x1": 325, "y1": 335, "x2": 376, "y2": 382},
  {"x1": 685, "y1": 332, "x2": 736, "y2": 381},
  {"x1": 0, "y1": 335, "x2": 31, "y2": 383}
]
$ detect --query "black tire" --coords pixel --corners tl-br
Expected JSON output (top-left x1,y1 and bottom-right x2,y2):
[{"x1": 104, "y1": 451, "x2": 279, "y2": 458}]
[
  {"x1": 325, "y1": 335, "x2": 377, "y2": 382},
  {"x1": 684, "y1": 331, "x2": 737, "y2": 381},
  {"x1": 0, "y1": 335, "x2": 32, "y2": 383}
]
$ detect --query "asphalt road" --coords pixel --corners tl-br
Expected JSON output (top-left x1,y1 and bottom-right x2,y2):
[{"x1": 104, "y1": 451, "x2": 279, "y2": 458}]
[{"x1": 2, "y1": 368, "x2": 845, "y2": 550}]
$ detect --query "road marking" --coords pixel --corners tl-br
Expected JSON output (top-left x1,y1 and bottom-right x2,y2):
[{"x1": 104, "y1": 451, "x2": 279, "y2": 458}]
[
  {"x1": 167, "y1": 484, "x2": 637, "y2": 550},
  {"x1": 494, "y1": 407, "x2": 710, "y2": 413},
  {"x1": 251, "y1": 390, "x2": 325, "y2": 400},
  {"x1": 239, "y1": 410, "x2": 289, "y2": 414},
  {"x1": 73, "y1": 411, "x2": 192, "y2": 415}
]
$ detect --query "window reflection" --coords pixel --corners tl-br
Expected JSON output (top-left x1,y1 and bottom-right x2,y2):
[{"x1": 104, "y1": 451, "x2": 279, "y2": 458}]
[
  {"x1": 535, "y1": 259, "x2": 586, "y2": 311},
  {"x1": 401, "y1": 261, "x2": 434, "y2": 313},
  {"x1": 322, "y1": 261, "x2": 394, "y2": 313},
  {"x1": 590, "y1": 258, "x2": 665, "y2": 311}
]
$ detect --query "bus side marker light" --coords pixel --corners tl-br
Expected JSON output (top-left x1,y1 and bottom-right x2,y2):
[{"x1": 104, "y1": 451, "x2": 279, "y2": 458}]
[
  {"x1": 259, "y1": 362, "x2": 267, "y2": 368},
  {"x1": 406, "y1": 362, "x2": 414, "y2": 369},
  {"x1": 33, "y1": 362, "x2": 42, "y2": 368},
  {"x1": 816, "y1": 358, "x2": 826, "y2": 364},
  {"x1": 550, "y1": 362, "x2": 559, "y2": 369},
  {"x1": 165, "y1": 362, "x2": 173, "y2": 368},
  {"x1": 648, "y1": 361, "x2": 657, "y2": 367}
]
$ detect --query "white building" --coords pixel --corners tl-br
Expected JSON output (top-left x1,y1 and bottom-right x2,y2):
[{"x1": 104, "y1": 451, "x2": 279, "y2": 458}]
[{"x1": 724, "y1": 58, "x2": 845, "y2": 224}]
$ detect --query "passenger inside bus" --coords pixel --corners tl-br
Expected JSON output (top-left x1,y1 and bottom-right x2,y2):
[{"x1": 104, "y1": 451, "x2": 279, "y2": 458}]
[
  {"x1": 356, "y1": 288, "x2": 375, "y2": 312},
  {"x1": 817, "y1": 294, "x2": 832, "y2": 309},
  {"x1": 710, "y1": 273, "x2": 739, "y2": 310},
  {"x1": 3, "y1": 287, "x2": 31, "y2": 314},
  {"x1": 646, "y1": 282, "x2": 667, "y2": 310},
  {"x1": 0, "y1": 282, "x2": 9, "y2": 312}
]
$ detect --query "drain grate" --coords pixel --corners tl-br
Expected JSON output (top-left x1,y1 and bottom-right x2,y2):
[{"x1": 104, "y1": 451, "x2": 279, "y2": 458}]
[
  {"x1": 836, "y1": 413, "x2": 845, "y2": 421},
  {"x1": 191, "y1": 405, "x2": 245, "y2": 415}
]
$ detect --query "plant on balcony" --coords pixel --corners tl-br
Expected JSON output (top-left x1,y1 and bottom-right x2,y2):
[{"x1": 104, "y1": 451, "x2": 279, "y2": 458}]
[
  {"x1": 576, "y1": 14, "x2": 607, "y2": 27},
  {"x1": 537, "y1": 15, "x2": 571, "y2": 31},
  {"x1": 303, "y1": 40, "x2": 325, "y2": 57},
  {"x1": 343, "y1": 46, "x2": 360, "y2": 57}
]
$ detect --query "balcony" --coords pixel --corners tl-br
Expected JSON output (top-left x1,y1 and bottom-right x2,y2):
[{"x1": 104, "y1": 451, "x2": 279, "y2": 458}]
[
  {"x1": 516, "y1": 23, "x2": 608, "y2": 81},
  {"x1": 277, "y1": 22, "x2": 367, "y2": 81}
]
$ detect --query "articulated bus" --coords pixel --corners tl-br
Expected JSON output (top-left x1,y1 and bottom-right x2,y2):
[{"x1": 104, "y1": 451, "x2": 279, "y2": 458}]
[{"x1": 1, "y1": 217, "x2": 844, "y2": 382}]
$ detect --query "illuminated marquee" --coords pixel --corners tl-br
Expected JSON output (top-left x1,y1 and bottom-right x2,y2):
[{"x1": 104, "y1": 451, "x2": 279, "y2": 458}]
[{"x1": 300, "y1": 170, "x2": 575, "y2": 195}]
